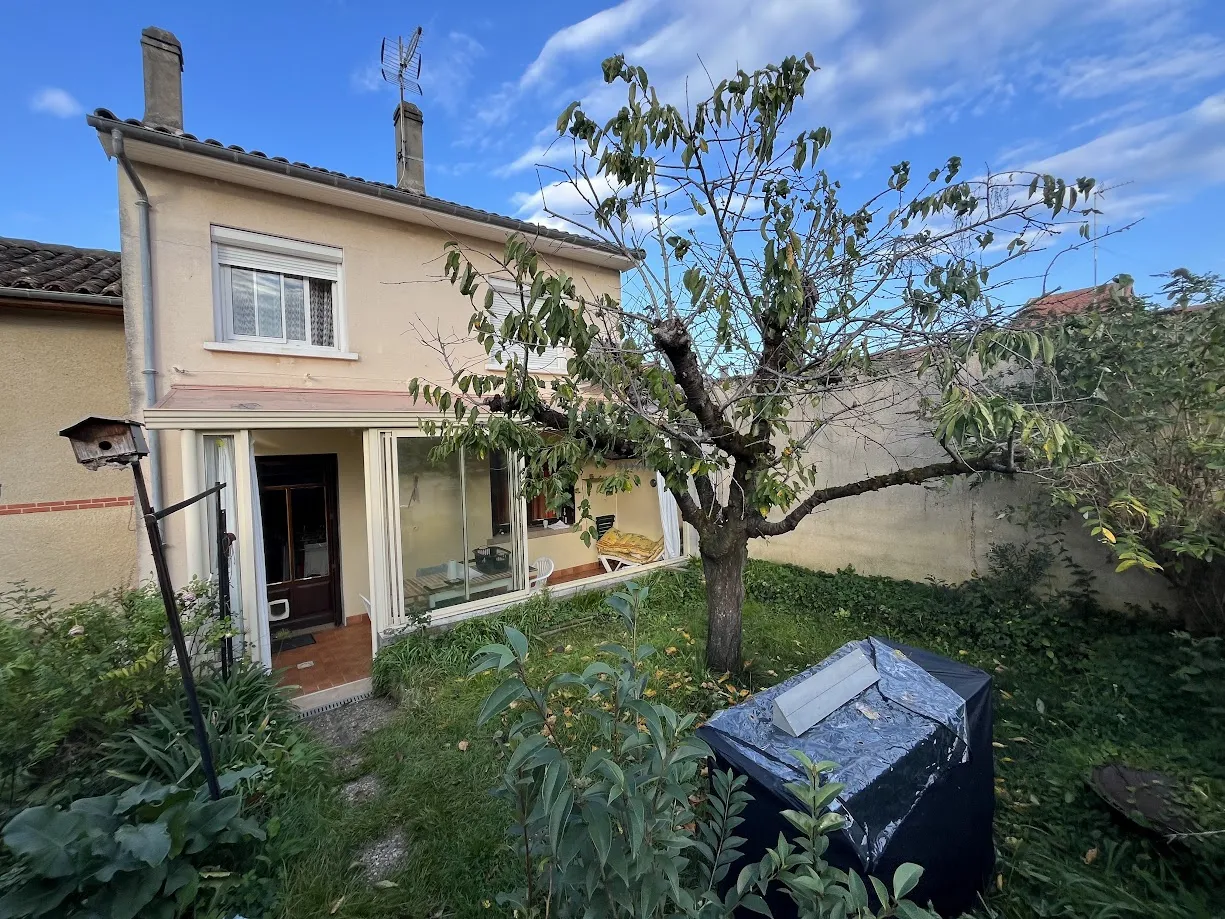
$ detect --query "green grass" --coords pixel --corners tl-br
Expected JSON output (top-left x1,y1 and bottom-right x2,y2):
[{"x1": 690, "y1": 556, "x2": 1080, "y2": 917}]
[{"x1": 274, "y1": 555, "x2": 1225, "y2": 919}]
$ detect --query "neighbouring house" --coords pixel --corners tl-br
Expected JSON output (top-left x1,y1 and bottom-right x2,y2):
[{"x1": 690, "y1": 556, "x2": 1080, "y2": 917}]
[
  {"x1": 0, "y1": 238, "x2": 139, "y2": 600},
  {"x1": 751, "y1": 282, "x2": 1175, "y2": 612},
  {"x1": 86, "y1": 27, "x2": 684, "y2": 704}
]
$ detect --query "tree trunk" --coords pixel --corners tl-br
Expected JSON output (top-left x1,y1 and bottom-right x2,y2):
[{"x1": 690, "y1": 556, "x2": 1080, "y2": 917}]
[{"x1": 702, "y1": 534, "x2": 749, "y2": 674}]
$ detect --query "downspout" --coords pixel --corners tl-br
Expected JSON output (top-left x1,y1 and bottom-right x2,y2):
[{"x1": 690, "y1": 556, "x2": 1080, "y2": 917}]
[{"x1": 111, "y1": 128, "x2": 162, "y2": 509}]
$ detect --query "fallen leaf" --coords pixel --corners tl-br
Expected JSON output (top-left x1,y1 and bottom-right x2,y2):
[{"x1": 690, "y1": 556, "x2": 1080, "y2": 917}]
[
  {"x1": 666, "y1": 646, "x2": 678, "y2": 655},
  {"x1": 330, "y1": 896, "x2": 346, "y2": 915},
  {"x1": 457, "y1": 740, "x2": 470, "y2": 752},
  {"x1": 996, "y1": 873, "x2": 1004, "y2": 891},
  {"x1": 1084, "y1": 847, "x2": 1098, "y2": 865},
  {"x1": 992, "y1": 742, "x2": 1006, "y2": 749},
  {"x1": 374, "y1": 880, "x2": 399, "y2": 889}
]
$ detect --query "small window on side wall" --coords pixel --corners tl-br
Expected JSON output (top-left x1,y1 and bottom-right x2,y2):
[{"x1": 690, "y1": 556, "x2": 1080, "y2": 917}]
[{"x1": 210, "y1": 226, "x2": 347, "y2": 356}]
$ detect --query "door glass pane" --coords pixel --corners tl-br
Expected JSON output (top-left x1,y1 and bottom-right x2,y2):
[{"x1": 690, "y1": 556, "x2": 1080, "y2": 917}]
[
  {"x1": 255, "y1": 270, "x2": 283, "y2": 338},
  {"x1": 284, "y1": 276, "x2": 306, "y2": 342},
  {"x1": 292, "y1": 486, "x2": 329, "y2": 580},
  {"x1": 261, "y1": 488, "x2": 290, "y2": 585},
  {"x1": 397, "y1": 438, "x2": 466, "y2": 614},
  {"x1": 227, "y1": 267, "x2": 257, "y2": 336},
  {"x1": 465, "y1": 450, "x2": 523, "y2": 602}
]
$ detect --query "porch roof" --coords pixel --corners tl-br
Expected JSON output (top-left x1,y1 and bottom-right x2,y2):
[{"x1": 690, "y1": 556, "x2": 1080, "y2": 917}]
[{"x1": 144, "y1": 384, "x2": 460, "y2": 428}]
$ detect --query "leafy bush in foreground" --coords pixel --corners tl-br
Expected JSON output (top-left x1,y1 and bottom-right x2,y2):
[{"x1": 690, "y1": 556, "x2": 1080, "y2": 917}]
[
  {"x1": 470, "y1": 582, "x2": 936, "y2": 918},
  {"x1": 0, "y1": 768, "x2": 264, "y2": 919}
]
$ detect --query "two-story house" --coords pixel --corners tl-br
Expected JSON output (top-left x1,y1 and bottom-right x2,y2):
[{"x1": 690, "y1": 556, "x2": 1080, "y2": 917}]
[{"x1": 89, "y1": 27, "x2": 683, "y2": 706}]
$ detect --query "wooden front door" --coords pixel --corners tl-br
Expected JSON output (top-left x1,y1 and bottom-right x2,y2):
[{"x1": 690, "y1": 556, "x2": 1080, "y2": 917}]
[{"x1": 257, "y1": 454, "x2": 342, "y2": 630}]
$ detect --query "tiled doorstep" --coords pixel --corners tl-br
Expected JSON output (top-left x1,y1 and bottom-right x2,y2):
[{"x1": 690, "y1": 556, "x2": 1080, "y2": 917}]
[{"x1": 292, "y1": 678, "x2": 374, "y2": 714}]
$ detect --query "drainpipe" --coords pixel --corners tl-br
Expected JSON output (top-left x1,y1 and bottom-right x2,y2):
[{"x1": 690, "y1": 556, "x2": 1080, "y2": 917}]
[{"x1": 111, "y1": 128, "x2": 162, "y2": 510}]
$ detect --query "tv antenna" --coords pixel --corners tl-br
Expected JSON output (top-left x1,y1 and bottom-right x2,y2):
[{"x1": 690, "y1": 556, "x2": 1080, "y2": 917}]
[{"x1": 381, "y1": 28, "x2": 424, "y2": 175}]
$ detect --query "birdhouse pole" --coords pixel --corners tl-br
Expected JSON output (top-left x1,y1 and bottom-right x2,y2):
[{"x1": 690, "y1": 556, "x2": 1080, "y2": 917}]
[
  {"x1": 59, "y1": 417, "x2": 222, "y2": 801},
  {"x1": 131, "y1": 461, "x2": 222, "y2": 801}
]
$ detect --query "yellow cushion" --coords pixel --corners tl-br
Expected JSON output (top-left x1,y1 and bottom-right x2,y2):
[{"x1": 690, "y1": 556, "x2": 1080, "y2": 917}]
[{"x1": 597, "y1": 528, "x2": 665, "y2": 563}]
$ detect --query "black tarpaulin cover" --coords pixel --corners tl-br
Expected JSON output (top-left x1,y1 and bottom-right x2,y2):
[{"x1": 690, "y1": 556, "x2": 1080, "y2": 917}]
[{"x1": 697, "y1": 637, "x2": 994, "y2": 917}]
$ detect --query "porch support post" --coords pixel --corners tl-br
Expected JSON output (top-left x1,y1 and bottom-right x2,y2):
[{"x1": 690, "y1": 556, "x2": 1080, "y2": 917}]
[
  {"x1": 179, "y1": 429, "x2": 206, "y2": 581},
  {"x1": 232, "y1": 429, "x2": 270, "y2": 669},
  {"x1": 362, "y1": 428, "x2": 389, "y2": 655}
]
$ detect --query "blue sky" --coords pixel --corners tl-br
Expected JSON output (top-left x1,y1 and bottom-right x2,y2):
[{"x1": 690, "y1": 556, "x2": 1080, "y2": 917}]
[{"x1": 3, "y1": 0, "x2": 1224, "y2": 302}]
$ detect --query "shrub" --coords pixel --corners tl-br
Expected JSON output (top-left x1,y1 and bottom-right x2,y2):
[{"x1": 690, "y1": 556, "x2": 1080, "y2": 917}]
[
  {"x1": 104, "y1": 660, "x2": 326, "y2": 796},
  {"x1": 0, "y1": 583, "x2": 193, "y2": 803},
  {"x1": 470, "y1": 582, "x2": 937, "y2": 918},
  {"x1": 373, "y1": 587, "x2": 613, "y2": 691},
  {"x1": 0, "y1": 768, "x2": 265, "y2": 919}
]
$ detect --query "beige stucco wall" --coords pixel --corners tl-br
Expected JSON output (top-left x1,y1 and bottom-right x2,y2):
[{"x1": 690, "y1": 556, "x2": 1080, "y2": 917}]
[
  {"x1": 752, "y1": 384, "x2": 1176, "y2": 612},
  {"x1": 0, "y1": 309, "x2": 138, "y2": 600},
  {"x1": 113, "y1": 159, "x2": 623, "y2": 600},
  {"x1": 117, "y1": 164, "x2": 622, "y2": 407}
]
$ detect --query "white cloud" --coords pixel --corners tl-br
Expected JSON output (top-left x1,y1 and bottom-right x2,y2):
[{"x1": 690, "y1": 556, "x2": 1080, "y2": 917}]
[
  {"x1": 350, "y1": 63, "x2": 383, "y2": 94},
  {"x1": 30, "y1": 87, "x2": 82, "y2": 118},
  {"x1": 420, "y1": 31, "x2": 487, "y2": 114},
  {"x1": 1028, "y1": 93, "x2": 1225, "y2": 221},
  {"x1": 519, "y1": 0, "x2": 658, "y2": 90},
  {"x1": 485, "y1": 0, "x2": 1219, "y2": 233},
  {"x1": 495, "y1": 139, "x2": 582, "y2": 177}
]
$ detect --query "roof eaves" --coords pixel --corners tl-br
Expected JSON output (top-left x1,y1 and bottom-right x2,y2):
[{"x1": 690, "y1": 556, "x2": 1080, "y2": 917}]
[
  {"x1": 88, "y1": 111, "x2": 631, "y2": 265},
  {"x1": 0, "y1": 286, "x2": 123, "y2": 307}
]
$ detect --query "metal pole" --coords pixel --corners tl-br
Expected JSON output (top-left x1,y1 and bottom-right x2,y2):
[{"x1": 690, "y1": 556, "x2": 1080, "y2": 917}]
[
  {"x1": 132, "y1": 460, "x2": 222, "y2": 801},
  {"x1": 216, "y1": 492, "x2": 233, "y2": 681}
]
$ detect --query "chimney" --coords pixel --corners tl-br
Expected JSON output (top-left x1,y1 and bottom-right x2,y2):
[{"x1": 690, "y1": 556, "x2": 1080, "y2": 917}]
[
  {"x1": 141, "y1": 27, "x2": 183, "y2": 131},
  {"x1": 393, "y1": 102, "x2": 425, "y2": 194}
]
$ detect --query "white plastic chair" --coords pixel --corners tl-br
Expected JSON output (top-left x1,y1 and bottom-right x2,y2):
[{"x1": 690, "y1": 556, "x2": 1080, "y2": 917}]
[{"x1": 531, "y1": 557, "x2": 555, "y2": 589}]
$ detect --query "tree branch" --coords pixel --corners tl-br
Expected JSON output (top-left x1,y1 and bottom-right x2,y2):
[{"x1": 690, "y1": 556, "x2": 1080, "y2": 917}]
[
  {"x1": 484, "y1": 393, "x2": 640, "y2": 460},
  {"x1": 652, "y1": 317, "x2": 765, "y2": 462},
  {"x1": 749, "y1": 455, "x2": 1012, "y2": 537}
]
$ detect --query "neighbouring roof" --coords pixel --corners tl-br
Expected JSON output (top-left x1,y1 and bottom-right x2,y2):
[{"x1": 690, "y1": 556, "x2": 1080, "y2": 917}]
[
  {"x1": 1019, "y1": 281, "x2": 1132, "y2": 320},
  {"x1": 0, "y1": 237, "x2": 122, "y2": 304},
  {"x1": 88, "y1": 110, "x2": 630, "y2": 265}
]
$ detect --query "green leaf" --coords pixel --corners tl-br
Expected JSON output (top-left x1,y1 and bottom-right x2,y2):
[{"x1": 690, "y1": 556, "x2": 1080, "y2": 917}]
[
  {"x1": 477, "y1": 677, "x2": 529, "y2": 726},
  {"x1": 893, "y1": 862, "x2": 924, "y2": 900},
  {"x1": 504, "y1": 626, "x2": 530, "y2": 662},
  {"x1": 115, "y1": 821, "x2": 172, "y2": 867},
  {"x1": 108, "y1": 860, "x2": 167, "y2": 919},
  {"x1": 2, "y1": 807, "x2": 86, "y2": 878},
  {"x1": 895, "y1": 900, "x2": 935, "y2": 919},
  {"x1": 0, "y1": 879, "x2": 76, "y2": 919},
  {"x1": 586, "y1": 803, "x2": 613, "y2": 867}
]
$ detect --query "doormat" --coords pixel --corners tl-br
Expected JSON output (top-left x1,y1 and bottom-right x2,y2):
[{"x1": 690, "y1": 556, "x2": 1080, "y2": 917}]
[{"x1": 272, "y1": 633, "x2": 317, "y2": 654}]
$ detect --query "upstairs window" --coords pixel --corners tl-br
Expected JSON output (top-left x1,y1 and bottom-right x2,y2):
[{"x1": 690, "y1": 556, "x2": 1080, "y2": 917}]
[
  {"x1": 486, "y1": 281, "x2": 568, "y2": 373},
  {"x1": 210, "y1": 226, "x2": 348, "y2": 356}
]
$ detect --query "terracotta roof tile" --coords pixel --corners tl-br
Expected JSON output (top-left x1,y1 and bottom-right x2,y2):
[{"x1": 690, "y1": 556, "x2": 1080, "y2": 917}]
[
  {"x1": 1020, "y1": 281, "x2": 1132, "y2": 320},
  {"x1": 0, "y1": 237, "x2": 122, "y2": 298}
]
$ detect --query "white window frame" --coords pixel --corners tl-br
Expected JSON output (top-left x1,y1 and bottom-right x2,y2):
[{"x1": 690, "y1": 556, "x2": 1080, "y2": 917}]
[
  {"x1": 207, "y1": 225, "x2": 356, "y2": 360},
  {"x1": 485, "y1": 279, "x2": 569, "y2": 373}
]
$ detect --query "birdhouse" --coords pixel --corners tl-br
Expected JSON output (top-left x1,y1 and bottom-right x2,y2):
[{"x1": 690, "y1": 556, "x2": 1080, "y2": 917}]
[{"x1": 59, "y1": 417, "x2": 149, "y2": 470}]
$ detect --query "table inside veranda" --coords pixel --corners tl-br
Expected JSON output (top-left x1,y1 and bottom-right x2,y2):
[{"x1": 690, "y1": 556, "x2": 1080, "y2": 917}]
[{"x1": 404, "y1": 564, "x2": 536, "y2": 610}]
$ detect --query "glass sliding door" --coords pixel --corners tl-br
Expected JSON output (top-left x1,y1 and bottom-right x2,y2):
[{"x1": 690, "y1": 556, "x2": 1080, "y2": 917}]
[{"x1": 396, "y1": 436, "x2": 524, "y2": 616}]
